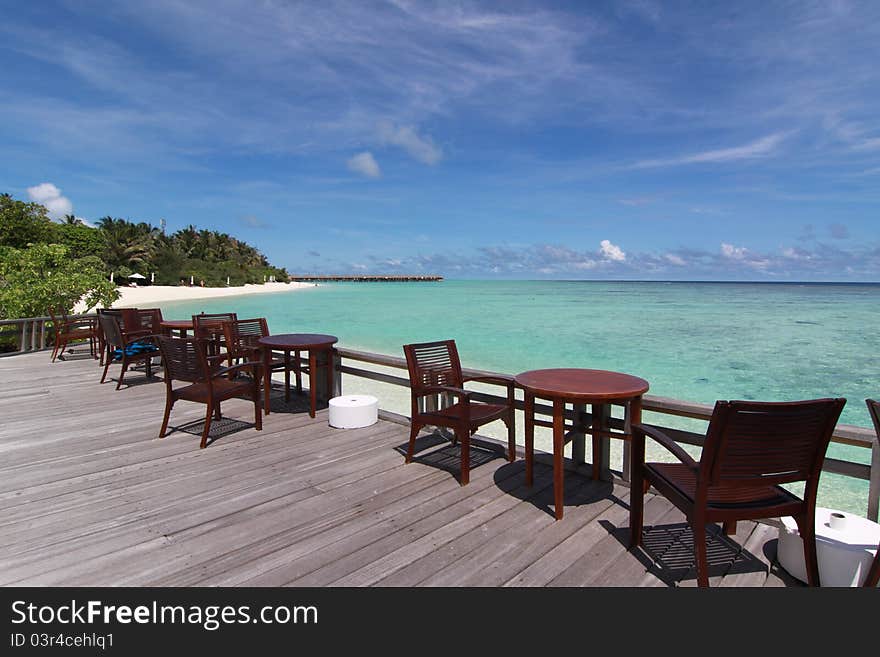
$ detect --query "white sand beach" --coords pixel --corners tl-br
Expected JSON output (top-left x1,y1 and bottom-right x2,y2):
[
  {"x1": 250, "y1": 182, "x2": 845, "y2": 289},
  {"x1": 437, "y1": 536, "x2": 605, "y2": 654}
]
[{"x1": 77, "y1": 281, "x2": 316, "y2": 311}]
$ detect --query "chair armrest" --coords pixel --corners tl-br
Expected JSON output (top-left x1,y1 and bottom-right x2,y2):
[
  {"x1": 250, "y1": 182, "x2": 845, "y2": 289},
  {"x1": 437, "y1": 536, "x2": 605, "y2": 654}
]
[
  {"x1": 632, "y1": 423, "x2": 699, "y2": 469},
  {"x1": 416, "y1": 385, "x2": 472, "y2": 401},
  {"x1": 462, "y1": 374, "x2": 515, "y2": 390},
  {"x1": 64, "y1": 317, "x2": 96, "y2": 330}
]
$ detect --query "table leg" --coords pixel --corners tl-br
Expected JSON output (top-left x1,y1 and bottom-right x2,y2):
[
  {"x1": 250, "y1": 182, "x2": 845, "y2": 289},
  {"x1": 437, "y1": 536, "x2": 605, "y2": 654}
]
[
  {"x1": 295, "y1": 350, "x2": 303, "y2": 392},
  {"x1": 308, "y1": 349, "x2": 317, "y2": 418},
  {"x1": 263, "y1": 346, "x2": 271, "y2": 415},
  {"x1": 284, "y1": 351, "x2": 291, "y2": 402},
  {"x1": 524, "y1": 392, "x2": 534, "y2": 486},
  {"x1": 592, "y1": 403, "x2": 609, "y2": 481},
  {"x1": 553, "y1": 398, "x2": 565, "y2": 520},
  {"x1": 325, "y1": 348, "x2": 333, "y2": 401}
]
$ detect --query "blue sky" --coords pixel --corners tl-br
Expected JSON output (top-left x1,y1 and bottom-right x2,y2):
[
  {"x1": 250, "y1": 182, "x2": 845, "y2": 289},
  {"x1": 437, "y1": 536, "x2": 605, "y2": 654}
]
[{"x1": 1, "y1": 0, "x2": 879, "y2": 280}]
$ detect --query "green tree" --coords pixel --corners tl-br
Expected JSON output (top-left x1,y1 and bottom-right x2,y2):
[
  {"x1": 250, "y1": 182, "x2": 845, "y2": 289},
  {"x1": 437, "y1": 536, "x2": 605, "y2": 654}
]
[
  {"x1": 0, "y1": 244, "x2": 119, "y2": 319},
  {"x1": 0, "y1": 193, "x2": 58, "y2": 248},
  {"x1": 56, "y1": 223, "x2": 104, "y2": 260},
  {"x1": 97, "y1": 216, "x2": 156, "y2": 272}
]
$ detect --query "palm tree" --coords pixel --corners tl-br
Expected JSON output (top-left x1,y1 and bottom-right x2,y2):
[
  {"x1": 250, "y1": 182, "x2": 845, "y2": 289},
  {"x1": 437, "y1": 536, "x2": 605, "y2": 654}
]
[
  {"x1": 97, "y1": 217, "x2": 156, "y2": 271},
  {"x1": 63, "y1": 214, "x2": 82, "y2": 226}
]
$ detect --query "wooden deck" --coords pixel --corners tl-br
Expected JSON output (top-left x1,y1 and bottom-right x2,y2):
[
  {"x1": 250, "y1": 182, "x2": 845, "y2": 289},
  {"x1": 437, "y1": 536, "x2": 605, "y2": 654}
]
[{"x1": 0, "y1": 349, "x2": 801, "y2": 587}]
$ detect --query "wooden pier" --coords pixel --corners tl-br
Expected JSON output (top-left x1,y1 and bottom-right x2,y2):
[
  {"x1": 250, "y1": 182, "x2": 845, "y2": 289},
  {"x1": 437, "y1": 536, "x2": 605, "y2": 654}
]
[
  {"x1": 0, "y1": 350, "x2": 802, "y2": 587},
  {"x1": 289, "y1": 275, "x2": 443, "y2": 282}
]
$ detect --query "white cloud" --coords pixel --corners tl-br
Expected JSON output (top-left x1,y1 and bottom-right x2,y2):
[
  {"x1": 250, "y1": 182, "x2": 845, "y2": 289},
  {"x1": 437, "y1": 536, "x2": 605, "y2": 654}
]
[
  {"x1": 721, "y1": 242, "x2": 748, "y2": 259},
  {"x1": 26, "y1": 182, "x2": 73, "y2": 219},
  {"x1": 378, "y1": 122, "x2": 442, "y2": 165},
  {"x1": 347, "y1": 152, "x2": 381, "y2": 179},
  {"x1": 634, "y1": 133, "x2": 789, "y2": 169},
  {"x1": 240, "y1": 215, "x2": 269, "y2": 229},
  {"x1": 664, "y1": 253, "x2": 686, "y2": 266},
  {"x1": 600, "y1": 239, "x2": 626, "y2": 261}
]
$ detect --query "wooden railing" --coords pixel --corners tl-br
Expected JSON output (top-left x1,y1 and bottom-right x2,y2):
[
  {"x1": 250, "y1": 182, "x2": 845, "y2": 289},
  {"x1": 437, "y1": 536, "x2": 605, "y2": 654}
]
[
  {"x1": 333, "y1": 346, "x2": 880, "y2": 521},
  {"x1": 0, "y1": 313, "x2": 98, "y2": 357}
]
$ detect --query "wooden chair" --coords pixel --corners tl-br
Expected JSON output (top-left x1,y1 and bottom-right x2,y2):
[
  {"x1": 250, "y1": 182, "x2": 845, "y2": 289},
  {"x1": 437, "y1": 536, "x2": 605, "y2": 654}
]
[
  {"x1": 865, "y1": 399, "x2": 880, "y2": 587},
  {"x1": 96, "y1": 308, "x2": 125, "y2": 366},
  {"x1": 121, "y1": 307, "x2": 163, "y2": 338},
  {"x1": 156, "y1": 335, "x2": 262, "y2": 449},
  {"x1": 403, "y1": 339, "x2": 516, "y2": 485},
  {"x1": 192, "y1": 312, "x2": 237, "y2": 358},
  {"x1": 97, "y1": 312, "x2": 160, "y2": 389},
  {"x1": 630, "y1": 397, "x2": 845, "y2": 587},
  {"x1": 221, "y1": 316, "x2": 287, "y2": 377},
  {"x1": 48, "y1": 308, "x2": 98, "y2": 362}
]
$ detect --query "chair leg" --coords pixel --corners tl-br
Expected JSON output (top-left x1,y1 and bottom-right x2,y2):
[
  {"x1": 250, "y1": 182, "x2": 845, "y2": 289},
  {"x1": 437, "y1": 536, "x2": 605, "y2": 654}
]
[
  {"x1": 458, "y1": 428, "x2": 470, "y2": 486},
  {"x1": 722, "y1": 520, "x2": 737, "y2": 535},
  {"x1": 201, "y1": 403, "x2": 214, "y2": 449},
  {"x1": 50, "y1": 338, "x2": 60, "y2": 363},
  {"x1": 405, "y1": 422, "x2": 421, "y2": 463},
  {"x1": 795, "y1": 513, "x2": 821, "y2": 586},
  {"x1": 253, "y1": 390, "x2": 262, "y2": 431},
  {"x1": 629, "y1": 472, "x2": 645, "y2": 549},
  {"x1": 505, "y1": 415, "x2": 516, "y2": 462},
  {"x1": 693, "y1": 518, "x2": 710, "y2": 587},
  {"x1": 56, "y1": 337, "x2": 67, "y2": 361},
  {"x1": 100, "y1": 358, "x2": 112, "y2": 384},
  {"x1": 117, "y1": 359, "x2": 129, "y2": 390},
  {"x1": 159, "y1": 397, "x2": 174, "y2": 438}
]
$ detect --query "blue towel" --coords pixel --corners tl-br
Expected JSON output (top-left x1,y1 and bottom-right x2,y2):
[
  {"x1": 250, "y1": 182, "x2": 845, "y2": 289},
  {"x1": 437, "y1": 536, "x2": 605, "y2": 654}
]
[{"x1": 111, "y1": 341, "x2": 159, "y2": 361}]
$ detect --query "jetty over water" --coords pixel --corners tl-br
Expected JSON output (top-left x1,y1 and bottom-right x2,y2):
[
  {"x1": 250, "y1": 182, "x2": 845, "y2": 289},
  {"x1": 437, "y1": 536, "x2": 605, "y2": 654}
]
[
  {"x1": 0, "y1": 349, "x2": 821, "y2": 587},
  {"x1": 289, "y1": 275, "x2": 443, "y2": 282}
]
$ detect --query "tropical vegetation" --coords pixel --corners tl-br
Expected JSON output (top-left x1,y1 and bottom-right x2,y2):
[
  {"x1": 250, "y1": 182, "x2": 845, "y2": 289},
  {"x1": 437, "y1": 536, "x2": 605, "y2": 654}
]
[{"x1": 0, "y1": 192, "x2": 288, "y2": 320}]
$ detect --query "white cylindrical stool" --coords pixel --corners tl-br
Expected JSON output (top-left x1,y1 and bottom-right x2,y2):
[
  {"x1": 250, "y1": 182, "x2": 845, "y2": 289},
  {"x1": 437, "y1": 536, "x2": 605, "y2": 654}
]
[
  {"x1": 777, "y1": 507, "x2": 880, "y2": 586},
  {"x1": 328, "y1": 394, "x2": 379, "y2": 429}
]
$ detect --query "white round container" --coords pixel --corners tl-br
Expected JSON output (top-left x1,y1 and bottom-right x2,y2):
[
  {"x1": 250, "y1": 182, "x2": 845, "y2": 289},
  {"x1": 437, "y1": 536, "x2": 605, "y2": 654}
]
[
  {"x1": 777, "y1": 507, "x2": 880, "y2": 587},
  {"x1": 328, "y1": 394, "x2": 379, "y2": 429}
]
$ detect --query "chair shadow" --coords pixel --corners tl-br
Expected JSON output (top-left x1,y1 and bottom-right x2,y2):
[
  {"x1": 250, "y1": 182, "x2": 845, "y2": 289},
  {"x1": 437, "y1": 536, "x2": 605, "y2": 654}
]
[
  {"x1": 616, "y1": 521, "x2": 770, "y2": 586},
  {"x1": 394, "y1": 431, "x2": 508, "y2": 482},
  {"x1": 491, "y1": 455, "x2": 615, "y2": 519},
  {"x1": 167, "y1": 417, "x2": 257, "y2": 447},
  {"x1": 264, "y1": 387, "x2": 323, "y2": 415}
]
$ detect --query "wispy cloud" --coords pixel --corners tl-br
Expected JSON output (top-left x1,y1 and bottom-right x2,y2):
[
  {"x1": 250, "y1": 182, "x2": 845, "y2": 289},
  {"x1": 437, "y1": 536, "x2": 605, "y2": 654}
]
[
  {"x1": 634, "y1": 133, "x2": 790, "y2": 168},
  {"x1": 378, "y1": 122, "x2": 442, "y2": 165},
  {"x1": 240, "y1": 215, "x2": 269, "y2": 229}
]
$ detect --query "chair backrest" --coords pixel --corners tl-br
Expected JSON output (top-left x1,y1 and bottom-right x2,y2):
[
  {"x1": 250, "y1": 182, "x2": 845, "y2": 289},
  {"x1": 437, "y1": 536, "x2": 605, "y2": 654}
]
[
  {"x1": 192, "y1": 312, "x2": 238, "y2": 341},
  {"x1": 98, "y1": 308, "x2": 127, "y2": 332},
  {"x1": 157, "y1": 336, "x2": 211, "y2": 384},
  {"x1": 97, "y1": 313, "x2": 126, "y2": 350},
  {"x1": 403, "y1": 339, "x2": 464, "y2": 394},
  {"x1": 222, "y1": 318, "x2": 270, "y2": 358},
  {"x1": 698, "y1": 398, "x2": 846, "y2": 490},
  {"x1": 122, "y1": 308, "x2": 163, "y2": 335}
]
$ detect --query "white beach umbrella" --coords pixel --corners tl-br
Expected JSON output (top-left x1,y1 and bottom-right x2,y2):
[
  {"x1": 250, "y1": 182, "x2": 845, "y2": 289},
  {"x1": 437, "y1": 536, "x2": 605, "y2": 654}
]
[{"x1": 128, "y1": 273, "x2": 146, "y2": 279}]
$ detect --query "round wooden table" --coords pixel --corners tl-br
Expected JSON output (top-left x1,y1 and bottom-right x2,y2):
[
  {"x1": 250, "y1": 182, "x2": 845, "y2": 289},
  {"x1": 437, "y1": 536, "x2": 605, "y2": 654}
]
[
  {"x1": 514, "y1": 368, "x2": 649, "y2": 520},
  {"x1": 159, "y1": 319, "x2": 194, "y2": 337},
  {"x1": 257, "y1": 334, "x2": 338, "y2": 418}
]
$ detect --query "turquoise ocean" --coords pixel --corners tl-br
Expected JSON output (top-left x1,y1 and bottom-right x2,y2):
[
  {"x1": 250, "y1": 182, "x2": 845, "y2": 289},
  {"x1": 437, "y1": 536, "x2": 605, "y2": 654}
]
[{"x1": 158, "y1": 280, "x2": 880, "y2": 515}]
